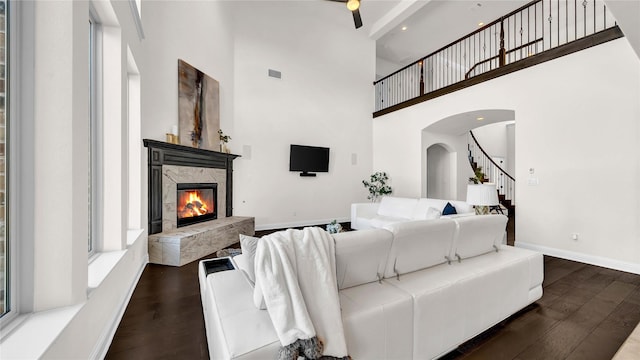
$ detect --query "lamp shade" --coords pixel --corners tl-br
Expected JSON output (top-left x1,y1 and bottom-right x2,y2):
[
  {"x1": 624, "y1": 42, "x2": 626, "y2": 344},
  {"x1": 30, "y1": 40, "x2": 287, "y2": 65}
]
[{"x1": 466, "y1": 183, "x2": 499, "y2": 206}]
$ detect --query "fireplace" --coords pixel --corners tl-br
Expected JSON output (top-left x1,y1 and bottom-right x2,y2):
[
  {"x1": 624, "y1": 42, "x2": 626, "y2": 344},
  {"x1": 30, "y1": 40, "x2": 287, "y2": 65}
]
[{"x1": 177, "y1": 183, "x2": 218, "y2": 227}]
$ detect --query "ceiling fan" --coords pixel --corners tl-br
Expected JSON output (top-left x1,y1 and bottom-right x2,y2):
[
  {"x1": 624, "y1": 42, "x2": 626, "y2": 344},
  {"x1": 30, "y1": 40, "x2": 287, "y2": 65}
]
[{"x1": 328, "y1": 0, "x2": 363, "y2": 29}]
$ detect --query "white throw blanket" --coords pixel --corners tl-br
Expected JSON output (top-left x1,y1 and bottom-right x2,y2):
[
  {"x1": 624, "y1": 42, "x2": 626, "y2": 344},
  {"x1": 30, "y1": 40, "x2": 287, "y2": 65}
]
[{"x1": 253, "y1": 227, "x2": 349, "y2": 359}]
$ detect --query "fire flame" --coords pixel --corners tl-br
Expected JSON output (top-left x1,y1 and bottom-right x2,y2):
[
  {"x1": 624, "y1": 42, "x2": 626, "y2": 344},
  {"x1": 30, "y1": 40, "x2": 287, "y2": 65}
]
[{"x1": 179, "y1": 191, "x2": 210, "y2": 218}]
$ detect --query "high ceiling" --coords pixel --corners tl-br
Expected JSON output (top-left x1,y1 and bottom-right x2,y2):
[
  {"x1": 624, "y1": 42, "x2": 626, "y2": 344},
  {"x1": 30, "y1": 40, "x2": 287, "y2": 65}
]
[{"x1": 347, "y1": 0, "x2": 530, "y2": 78}]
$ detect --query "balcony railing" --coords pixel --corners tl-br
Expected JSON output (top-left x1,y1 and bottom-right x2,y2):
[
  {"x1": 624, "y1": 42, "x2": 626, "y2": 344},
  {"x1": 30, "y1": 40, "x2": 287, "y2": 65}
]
[{"x1": 374, "y1": 0, "x2": 617, "y2": 114}]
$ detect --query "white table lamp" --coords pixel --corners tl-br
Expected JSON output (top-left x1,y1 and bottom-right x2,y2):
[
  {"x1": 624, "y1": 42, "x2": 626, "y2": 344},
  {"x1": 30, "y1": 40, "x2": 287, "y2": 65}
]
[{"x1": 466, "y1": 183, "x2": 499, "y2": 214}]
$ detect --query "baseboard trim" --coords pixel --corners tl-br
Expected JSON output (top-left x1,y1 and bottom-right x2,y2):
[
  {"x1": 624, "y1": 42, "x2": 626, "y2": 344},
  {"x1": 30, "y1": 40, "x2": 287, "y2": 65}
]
[
  {"x1": 255, "y1": 217, "x2": 350, "y2": 232},
  {"x1": 515, "y1": 241, "x2": 640, "y2": 275},
  {"x1": 90, "y1": 253, "x2": 149, "y2": 359}
]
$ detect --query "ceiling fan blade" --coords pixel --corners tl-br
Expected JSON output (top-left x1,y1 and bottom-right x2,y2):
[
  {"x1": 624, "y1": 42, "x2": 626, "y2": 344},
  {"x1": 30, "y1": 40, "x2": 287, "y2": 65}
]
[{"x1": 352, "y1": 8, "x2": 363, "y2": 29}]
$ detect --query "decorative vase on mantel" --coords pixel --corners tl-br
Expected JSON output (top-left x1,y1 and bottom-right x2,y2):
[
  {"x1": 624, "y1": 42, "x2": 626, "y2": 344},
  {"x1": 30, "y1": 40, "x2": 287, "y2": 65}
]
[{"x1": 218, "y1": 129, "x2": 231, "y2": 153}]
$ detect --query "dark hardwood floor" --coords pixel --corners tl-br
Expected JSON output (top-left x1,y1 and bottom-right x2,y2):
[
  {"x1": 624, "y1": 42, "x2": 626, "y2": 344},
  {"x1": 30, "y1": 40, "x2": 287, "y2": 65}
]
[{"x1": 106, "y1": 219, "x2": 640, "y2": 359}]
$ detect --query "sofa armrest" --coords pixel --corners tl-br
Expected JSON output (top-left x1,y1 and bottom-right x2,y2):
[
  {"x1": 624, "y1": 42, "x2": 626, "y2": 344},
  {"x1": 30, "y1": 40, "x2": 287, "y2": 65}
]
[{"x1": 351, "y1": 202, "x2": 380, "y2": 230}]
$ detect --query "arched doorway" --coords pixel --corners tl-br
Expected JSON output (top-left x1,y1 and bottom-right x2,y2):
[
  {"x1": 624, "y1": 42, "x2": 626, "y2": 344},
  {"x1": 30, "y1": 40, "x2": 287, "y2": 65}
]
[
  {"x1": 426, "y1": 143, "x2": 454, "y2": 199},
  {"x1": 422, "y1": 109, "x2": 515, "y2": 201}
]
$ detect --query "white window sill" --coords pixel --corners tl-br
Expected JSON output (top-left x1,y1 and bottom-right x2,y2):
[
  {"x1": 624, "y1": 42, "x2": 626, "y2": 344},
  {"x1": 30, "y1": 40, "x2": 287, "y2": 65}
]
[
  {"x1": 1, "y1": 229, "x2": 146, "y2": 358},
  {"x1": 88, "y1": 229, "x2": 144, "y2": 295},
  {"x1": 0, "y1": 304, "x2": 83, "y2": 359}
]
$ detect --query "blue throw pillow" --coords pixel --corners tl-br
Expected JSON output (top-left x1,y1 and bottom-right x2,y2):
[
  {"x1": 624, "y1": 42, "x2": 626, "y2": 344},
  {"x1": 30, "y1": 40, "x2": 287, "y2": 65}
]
[{"x1": 442, "y1": 202, "x2": 457, "y2": 215}]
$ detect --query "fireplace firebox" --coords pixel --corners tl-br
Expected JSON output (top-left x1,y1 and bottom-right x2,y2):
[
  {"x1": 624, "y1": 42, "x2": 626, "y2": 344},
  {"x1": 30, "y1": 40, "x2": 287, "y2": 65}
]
[{"x1": 177, "y1": 183, "x2": 217, "y2": 227}]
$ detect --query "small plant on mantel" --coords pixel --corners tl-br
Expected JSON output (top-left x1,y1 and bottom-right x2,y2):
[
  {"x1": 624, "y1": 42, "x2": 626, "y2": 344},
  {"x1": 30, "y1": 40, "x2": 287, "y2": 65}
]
[
  {"x1": 218, "y1": 129, "x2": 231, "y2": 153},
  {"x1": 362, "y1": 171, "x2": 393, "y2": 202}
]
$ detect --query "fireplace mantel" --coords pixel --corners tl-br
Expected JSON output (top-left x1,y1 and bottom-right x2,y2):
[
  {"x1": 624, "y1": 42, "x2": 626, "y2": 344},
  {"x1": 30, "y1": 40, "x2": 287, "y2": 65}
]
[{"x1": 143, "y1": 139, "x2": 240, "y2": 234}]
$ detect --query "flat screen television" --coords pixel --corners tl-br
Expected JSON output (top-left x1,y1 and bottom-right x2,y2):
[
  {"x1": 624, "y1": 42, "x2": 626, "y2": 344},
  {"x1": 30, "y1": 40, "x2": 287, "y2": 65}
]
[{"x1": 289, "y1": 144, "x2": 330, "y2": 177}]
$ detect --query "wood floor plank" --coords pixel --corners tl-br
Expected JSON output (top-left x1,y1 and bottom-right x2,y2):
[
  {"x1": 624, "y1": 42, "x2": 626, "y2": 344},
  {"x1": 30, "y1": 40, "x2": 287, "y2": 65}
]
[
  {"x1": 566, "y1": 300, "x2": 640, "y2": 360},
  {"x1": 516, "y1": 320, "x2": 590, "y2": 360},
  {"x1": 460, "y1": 311, "x2": 558, "y2": 360}
]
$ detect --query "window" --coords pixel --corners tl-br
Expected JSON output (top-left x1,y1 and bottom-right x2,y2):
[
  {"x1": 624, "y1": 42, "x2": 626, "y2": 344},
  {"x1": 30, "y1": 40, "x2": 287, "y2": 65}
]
[
  {"x1": 127, "y1": 48, "x2": 141, "y2": 231},
  {"x1": 88, "y1": 10, "x2": 102, "y2": 255},
  {"x1": 0, "y1": 0, "x2": 8, "y2": 318}
]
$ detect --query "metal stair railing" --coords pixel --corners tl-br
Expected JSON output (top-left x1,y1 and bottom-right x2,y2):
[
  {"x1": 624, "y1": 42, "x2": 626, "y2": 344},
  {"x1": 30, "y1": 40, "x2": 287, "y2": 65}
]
[
  {"x1": 374, "y1": 0, "x2": 617, "y2": 114},
  {"x1": 468, "y1": 131, "x2": 516, "y2": 206}
]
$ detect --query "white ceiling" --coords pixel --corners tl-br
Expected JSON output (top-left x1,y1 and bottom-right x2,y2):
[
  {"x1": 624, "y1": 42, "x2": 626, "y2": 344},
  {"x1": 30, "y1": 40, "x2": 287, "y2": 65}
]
[
  {"x1": 320, "y1": 0, "x2": 637, "y2": 77},
  {"x1": 351, "y1": 0, "x2": 531, "y2": 77}
]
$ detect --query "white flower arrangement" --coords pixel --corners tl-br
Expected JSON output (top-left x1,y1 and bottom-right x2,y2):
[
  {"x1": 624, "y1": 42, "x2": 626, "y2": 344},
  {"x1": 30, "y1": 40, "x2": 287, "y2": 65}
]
[
  {"x1": 362, "y1": 171, "x2": 392, "y2": 202},
  {"x1": 326, "y1": 220, "x2": 342, "y2": 234}
]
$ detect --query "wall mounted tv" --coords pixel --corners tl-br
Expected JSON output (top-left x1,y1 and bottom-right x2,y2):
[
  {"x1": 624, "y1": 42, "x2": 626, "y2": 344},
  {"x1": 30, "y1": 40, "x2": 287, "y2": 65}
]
[{"x1": 289, "y1": 144, "x2": 330, "y2": 177}]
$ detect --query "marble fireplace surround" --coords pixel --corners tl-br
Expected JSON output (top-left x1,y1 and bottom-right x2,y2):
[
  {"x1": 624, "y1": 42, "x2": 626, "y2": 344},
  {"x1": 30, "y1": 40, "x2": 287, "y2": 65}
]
[{"x1": 162, "y1": 165, "x2": 226, "y2": 232}]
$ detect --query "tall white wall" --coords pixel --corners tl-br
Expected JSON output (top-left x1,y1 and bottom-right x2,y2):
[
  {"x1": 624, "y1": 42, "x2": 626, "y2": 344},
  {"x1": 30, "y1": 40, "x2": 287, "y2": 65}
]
[
  {"x1": 376, "y1": 56, "x2": 403, "y2": 80},
  {"x1": 506, "y1": 123, "x2": 516, "y2": 176},
  {"x1": 473, "y1": 122, "x2": 508, "y2": 161},
  {"x1": 141, "y1": 1, "x2": 375, "y2": 230},
  {"x1": 141, "y1": 1, "x2": 235, "y2": 143},
  {"x1": 230, "y1": 1, "x2": 375, "y2": 229},
  {"x1": 373, "y1": 38, "x2": 640, "y2": 272}
]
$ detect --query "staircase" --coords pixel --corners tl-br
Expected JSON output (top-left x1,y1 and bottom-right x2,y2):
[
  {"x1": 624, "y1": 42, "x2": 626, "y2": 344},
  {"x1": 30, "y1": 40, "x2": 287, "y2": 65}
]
[{"x1": 468, "y1": 131, "x2": 515, "y2": 216}]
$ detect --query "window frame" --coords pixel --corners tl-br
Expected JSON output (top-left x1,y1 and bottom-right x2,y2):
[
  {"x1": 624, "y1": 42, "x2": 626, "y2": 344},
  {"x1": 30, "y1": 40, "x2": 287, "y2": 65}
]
[
  {"x1": 1, "y1": 0, "x2": 14, "y2": 326},
  {"x1": 88, "y1": 7, "x2": 103, "y2": 258}
]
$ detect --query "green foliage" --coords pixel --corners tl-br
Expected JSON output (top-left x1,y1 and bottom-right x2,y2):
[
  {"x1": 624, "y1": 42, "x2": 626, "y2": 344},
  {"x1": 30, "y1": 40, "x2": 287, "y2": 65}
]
[
  {"x1": 218, "y1": 129, "x2": 231, "y2": 143},
  {"x1": 469, "y1": 166, "x2": 486, "y2": 184},
  {"x1": 362, "y1": 171, "x2": 393, "y2": 202}
]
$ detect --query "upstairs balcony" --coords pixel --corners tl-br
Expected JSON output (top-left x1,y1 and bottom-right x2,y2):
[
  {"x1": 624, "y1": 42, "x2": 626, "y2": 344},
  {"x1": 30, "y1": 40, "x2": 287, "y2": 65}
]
[{"x1": 373, "y1": 0, "x2": 622, "y2": 117}]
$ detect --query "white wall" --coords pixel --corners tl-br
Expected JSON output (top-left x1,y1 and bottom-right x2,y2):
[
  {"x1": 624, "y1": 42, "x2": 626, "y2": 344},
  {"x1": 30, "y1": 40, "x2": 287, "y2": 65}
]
[
  {"x1": 473, "y1": 122, "x2": 508, "y2": 162},
  {"x1": 376, "y1": 56, "x2": 403, "y2": 80},
  {"x1": 506, "y1": 123, "x2": 516, "y2": 177},
  {"x1": 141, "y1": 1, "x2": 375, "y2": 230},
  {"x1": 373, "y1": 38, "x2": 640, "y2": 272},
  {"x1": 141, "y1": 1, "x2": 235, "y2": 143},
  {"x1": 229, "y1": 1, "x2": 376, "y2": 229}
]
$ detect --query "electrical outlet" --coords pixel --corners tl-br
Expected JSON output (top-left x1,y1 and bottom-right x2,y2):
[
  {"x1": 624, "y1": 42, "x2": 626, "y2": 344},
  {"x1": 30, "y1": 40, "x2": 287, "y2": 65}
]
[{"x1": 571, "y1": 233, "x2": 579, "y2": 240}]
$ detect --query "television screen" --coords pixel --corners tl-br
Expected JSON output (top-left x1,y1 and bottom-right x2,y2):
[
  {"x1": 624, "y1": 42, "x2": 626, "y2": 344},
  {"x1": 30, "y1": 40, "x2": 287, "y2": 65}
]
[{"x1": 289, "y1": 144, "x2": 330, "y2": 174}]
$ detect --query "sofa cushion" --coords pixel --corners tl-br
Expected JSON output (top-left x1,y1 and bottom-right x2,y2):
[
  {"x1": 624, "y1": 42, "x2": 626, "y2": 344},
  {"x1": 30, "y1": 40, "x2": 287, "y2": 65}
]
[
  {"x1": 238, "y1": 234, "x2": 260, "y2": 283},
  {"x1": 411, "y1": 198, "x2": 443, "y2": 220},
  {"x1": 451, "y1": 214, "x2": 508, "y2": 260},
  {"x1": 333, "y1": 229, "x2": 393, "y2": 290},
  {"x1": 449, "y1": 200, "x2": 474, "y2": 214},
  {"x1": 442, "y1": 202, "x2": 457, "y2": 215},
  {"x1": 377, "y1": 196, "x2": 418, "y2": 220},
  {"x1": 383, "y1": 246, "x2": 541, "y2": 359},
  {"x1": 370, "y1": 215, "x2": 408, "y2": 228},
  {"x1": 339, "y1": 281, "x2": 413, "y2": 359},
  {"x1": 382, "y1": 219, "x2": 457, "y2": 278},
  {"x1": 203, "y1": 270, "x2": 280, "y2": 359}
]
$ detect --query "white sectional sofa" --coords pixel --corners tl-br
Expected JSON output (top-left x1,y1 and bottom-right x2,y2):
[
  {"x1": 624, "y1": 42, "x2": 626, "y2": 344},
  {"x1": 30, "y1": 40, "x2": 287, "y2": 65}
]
[
  {"x1": 351, "y1": 196, "x2": 475, "y2": 230},
  {"x1": 199, "y1": 215, "x2": 543, "y2": 359}
]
